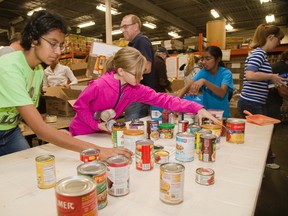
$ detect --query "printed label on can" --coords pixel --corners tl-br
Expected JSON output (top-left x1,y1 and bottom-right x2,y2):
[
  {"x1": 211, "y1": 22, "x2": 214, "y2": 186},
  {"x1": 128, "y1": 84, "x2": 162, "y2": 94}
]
[
  {"x1": 136, "y1": 140, "x2": 154, "y2": 170},
  {"x1": 226, "y1": 119, "x2": 245, "y2": 144},
  {"x1": 154, "y1": 150, "x2": 169, "y2": 164},
  {"x1": 107, "y1": 155, "x2": 130, "y2": 196},
  {"x1": 160, "y1": 163, "x2": 185, "y2": 204},
  {"x1": 80, "y1": 148, "x2": 100, "y2": 163},
  {"x1": 175, "y1": 133, "x2": 195, "y2": 162},
  {"x1": 199, "y1": 134, "x2": 216, "y2": 162},
  {"x1": 36, "y1": 155, "x2": 56, "y2": 189},
  {"x1": 146, "y1": 120, "x2": 159, "y2": 141},
  {"x1": 195, "y1": 168, "x2": 215, "y2": 186},
  {"x1": 112, "y1": 130, "x2": 125, "y2": 148}
]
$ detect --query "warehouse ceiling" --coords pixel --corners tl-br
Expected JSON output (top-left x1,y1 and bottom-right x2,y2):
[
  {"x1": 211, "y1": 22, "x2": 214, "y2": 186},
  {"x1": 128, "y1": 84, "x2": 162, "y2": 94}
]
[{"x1": 0, "y1": 0, "x2": 288, "y2": 45}]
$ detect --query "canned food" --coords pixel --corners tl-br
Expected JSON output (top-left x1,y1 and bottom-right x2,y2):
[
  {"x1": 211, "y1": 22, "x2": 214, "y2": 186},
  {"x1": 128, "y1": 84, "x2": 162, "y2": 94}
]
[
  {"x1": 154, "y1": 150, "x2": 169, "y2": 164},
  {"x1": 80, "y1": 148, "x2": 100, "y2": 163},
  {"x1": 182, "y1": 113, "x2": 196, "y2": 124},
  {"x1": 55, "y1": 176, "x2": 97, "y2": 216},
  {"x1": 175, "y1": 132, "x2": 195, "y2": 162},
  {"x1": 77, "y1": 161, "x2": 108, "y2": 210},
  {"x1": 35, "y1": 155, "x2": 56, "y2": 189},
  {"x1": 154, "y1": 144, "x2": 164, "y2": 152},
  {"x1": 199, "y1": 134, "x2": 216, "y2": 162},
  {"x1": 178, "y1": 120, "x2": 189, "y2": 133},
  {"x1": 106, "y1": 155, "x2": 130, "y2": 196},
  {"x1": 146, "y1": 120, "x2": 159, "y2": 141},
  {"x1": 187, "y1": 124, "x2": 201, "y2": 133},
  {"x1": 201, "y1": 124, "x2": 221, "y2": 149},
  {"x1": 129, "y1": 119, "x2": 145, "y2": 130},
  {"x1": 123, "y1": 129, "x2": 145, "y2": 154},
  {"x1": 226, "y1": 118, "x2": 245, "y2": 144},
  {"x1": 195, "y1": 168, "x2": 215, "y2": 186},
  {"x1": 112, "y1": 122, "x2": 127, "y2": 148},
  {"x1": 135, "y1": 139, "x2": 154, "y2": 171},
  {"x1": 159, "y1": 123, "x2": 174, "y2": 139},
  {"x1": 162, "y1": 110, "x2": 172, "y2": 123},
  {"x1": 160, "y1": 163, "x2": 185, "y2": 204},
  {"x1": 195, "y1": 129, "x2": 212, "y2": 154}
]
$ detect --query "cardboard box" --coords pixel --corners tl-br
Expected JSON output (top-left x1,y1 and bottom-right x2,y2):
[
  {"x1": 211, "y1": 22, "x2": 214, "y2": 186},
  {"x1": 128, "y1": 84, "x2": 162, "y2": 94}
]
[
  {"x1": 71, "y1": 62, "x2": 92, "y2": 83},
  {"x1": 171, "y1": 80, "x2": 184, "y2": 93},
  {"x1": 44, "y1": 86, "x2": 82, "y2": 116}
]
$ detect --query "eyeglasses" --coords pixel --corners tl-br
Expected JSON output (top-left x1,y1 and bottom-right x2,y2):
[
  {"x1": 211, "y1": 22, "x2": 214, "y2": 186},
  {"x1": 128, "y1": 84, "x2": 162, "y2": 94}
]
[
  {"x1": 120, "y1": 23, "x2": 135, "y2": 29},
  {"x1": 40, "y1": 37, "x2": 65, "y2": 52},
  {"x1": 125, "y1": 70, "x2": 137, "y2": 77}
]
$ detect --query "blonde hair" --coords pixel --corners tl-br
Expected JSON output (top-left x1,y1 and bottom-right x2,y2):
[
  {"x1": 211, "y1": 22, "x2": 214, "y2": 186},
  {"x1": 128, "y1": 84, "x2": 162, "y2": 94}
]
[
  {"x1": 250, "y1": 24, "x2": 284, "y2": 49},
  {"x1": 186, "y1": 54, "x2": 196, "y2": 72},
  {"x1": 106, "y1": 47, "x2": 147, "y2": 83}
]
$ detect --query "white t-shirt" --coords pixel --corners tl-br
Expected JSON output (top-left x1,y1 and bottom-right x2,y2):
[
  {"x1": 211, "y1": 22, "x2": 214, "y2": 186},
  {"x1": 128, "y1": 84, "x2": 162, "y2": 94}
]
[{"x1": 43, "y1": 64, "x2": 78, "y2": 88}]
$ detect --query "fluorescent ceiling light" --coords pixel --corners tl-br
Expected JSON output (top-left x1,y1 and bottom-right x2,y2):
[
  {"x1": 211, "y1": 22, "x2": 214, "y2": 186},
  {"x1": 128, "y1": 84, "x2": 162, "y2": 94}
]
[
  {"x1": 168, "y1": 31, "x2": 181, "y2": 39},
  {"x1": 260, "y1": 0, "x2": 271, "y2": 4},
  {"x1": 27, "y1": 7, "x2": 45, "y2": 16},
  {"x1": 112, "y1": 29, "x2": 122, "y2": 35},
  {"x1": 151, "y1": 41, "x2": 162, "y2": 45},
  {"x1": 77, "y1": 21, "x2": 95, "y2": 28},
  {"x1": 210, "y1": 9, "x2": 220, "y2": 18},
  {"x1": 96, "y1": 3, "x2": 119, "y2": 15},
  {"x1": 265, "y1": 14, "x2": 275, "y2": 23},
  {"x1": 143, "y1": 22, "x2": 157, "y2": 29},
  {"x1": 225, "y1": 24, "x2": 234, "y2": 31}
]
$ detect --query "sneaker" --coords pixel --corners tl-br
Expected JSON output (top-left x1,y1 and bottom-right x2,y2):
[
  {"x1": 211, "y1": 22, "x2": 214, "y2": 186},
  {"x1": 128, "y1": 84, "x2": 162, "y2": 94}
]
[{"x1": 266, "y1": 163, "x2": 280, "y2": 170}]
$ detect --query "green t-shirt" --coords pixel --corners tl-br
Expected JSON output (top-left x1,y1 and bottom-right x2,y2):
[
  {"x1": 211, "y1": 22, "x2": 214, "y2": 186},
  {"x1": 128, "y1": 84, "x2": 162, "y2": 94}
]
[{"x1": 0, "y1": 51, "x2": 44, "y2": 130}]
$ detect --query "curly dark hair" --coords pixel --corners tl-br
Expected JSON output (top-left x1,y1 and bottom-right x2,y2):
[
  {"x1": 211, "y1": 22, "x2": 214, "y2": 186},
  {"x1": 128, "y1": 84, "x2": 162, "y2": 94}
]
[{"x1": 21, "y1": 10, "x2": 67, "y2": 50}]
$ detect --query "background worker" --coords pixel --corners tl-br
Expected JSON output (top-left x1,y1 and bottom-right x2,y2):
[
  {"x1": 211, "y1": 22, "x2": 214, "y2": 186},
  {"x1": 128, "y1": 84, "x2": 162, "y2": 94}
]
[
  {"x1": 121, "y1": 14, "x2": 156, "y2": 121},
  {"x1": 0, "y1": 32, "x2": 23, "y2": 56}
]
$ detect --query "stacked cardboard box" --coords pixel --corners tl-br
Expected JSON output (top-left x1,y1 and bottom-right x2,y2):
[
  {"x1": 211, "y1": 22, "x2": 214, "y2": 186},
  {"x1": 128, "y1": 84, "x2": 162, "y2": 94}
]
[{"x1": 162, "y1": 39, "x2": 183, "y2": 50}]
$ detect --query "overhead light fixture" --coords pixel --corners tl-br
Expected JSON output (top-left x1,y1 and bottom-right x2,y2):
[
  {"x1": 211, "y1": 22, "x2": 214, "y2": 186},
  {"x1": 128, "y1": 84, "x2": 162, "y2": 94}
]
[
  {"x1": 77, "y1": 21, "x2": 95, "y2": 28},
  {"x1": 151, "y1": 41, "x2": 162, "y2": 45},
  {"x1": 265, "y1": 14, "x2": 275, "y2": 23},
  {"x1": 112, "y1": 29, "x2": 122, "y2": 35},
  {"x1": 260, "y1": 0, "x2": 272, "y2": 4},
  {"x1": 143, "y1": 22, "x2": 157, "y2": 29},
  {"x1": 96, "y1": 3, "x2": 119, "y2": 15},
  {"x1": 27, "y1": 7, "x2": 45, "y2": 16},
  {"x1": 210, "y1": 9, "x2": 220, "y2": 18},
  {"x1": 225, "y1": 24, "x2": 234, "y2": 31},
  {"x1": 168, "y1": 31, "x2": 181, "y2": 39}
]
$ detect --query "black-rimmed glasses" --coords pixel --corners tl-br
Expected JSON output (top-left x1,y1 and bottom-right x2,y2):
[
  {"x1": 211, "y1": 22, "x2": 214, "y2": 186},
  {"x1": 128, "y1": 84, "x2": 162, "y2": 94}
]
[
  {"x1": 40, "y1": 37, "x2": 65, "y2": 52},
  {"x1": 120, "y1": 23, "x2": 136, "y2": 29},
  {"x1": 125, "y1": 70, "x2": 137, "y2": 77}
]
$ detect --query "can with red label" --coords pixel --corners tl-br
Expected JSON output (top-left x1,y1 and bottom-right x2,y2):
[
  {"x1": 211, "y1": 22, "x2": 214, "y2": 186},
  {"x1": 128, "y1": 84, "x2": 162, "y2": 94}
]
[
  {"x1": 55, "y1": 175, "x2": 98, "y2": 216},
  {"x1": 178, "y1": 120, "x2": 189, "y2": 133},
  {"x1": 195, "y1": 129, "x2": 212, "y2": 154},
  {"x1": 135, "y1": 139, "x2": 154, "y2": 171},
  {"x1": 226, "y1": 118, "x2": 245, "y2": 144},
  {"x1": 195, "y1": 168, "x2": 215, "y2": 186},
  {"x1": 77, "y1": 161, "x2": 108, "y2": 210},
  {"x1": 80, "y1": 148, "x2": 100, "y2": 163},
  {"x1": 106, "y1": 155, "x2": 130, "y2": 196},
  {"x1": 162, "y1": 110, "x2": 172, "y2": 123},
  {"x1": 199, "y1": 134, "x2": 216, "y2": 162}
]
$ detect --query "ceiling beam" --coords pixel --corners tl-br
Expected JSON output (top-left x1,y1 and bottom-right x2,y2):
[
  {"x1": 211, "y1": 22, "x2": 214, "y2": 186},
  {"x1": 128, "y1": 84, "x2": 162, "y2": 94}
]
[{"x1": 123, "y1": 0, "x2": 197, "y2": 34}]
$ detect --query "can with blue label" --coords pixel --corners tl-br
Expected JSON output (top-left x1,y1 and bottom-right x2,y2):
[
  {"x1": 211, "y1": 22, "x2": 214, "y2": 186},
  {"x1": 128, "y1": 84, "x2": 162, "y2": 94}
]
[{"x1": 175, "y1": 132, "x2": 195, "y2": 162}]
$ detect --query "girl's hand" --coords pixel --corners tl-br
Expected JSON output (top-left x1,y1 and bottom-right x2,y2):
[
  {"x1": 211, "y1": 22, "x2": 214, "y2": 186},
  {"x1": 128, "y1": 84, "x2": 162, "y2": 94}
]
[
  {"x1": 98, "y1": 147, "x2": 133, "y2": 161},
  {"x1": 98, "y1": 122, "x2": 109, "y2": 132},
  {"x1": 189, "y1": 79, "x2": 205, "y2": 95},
  {"x1": 271, "y1": 74, "x2": 287, "y2": 87},
  {"x1": 197, "y1": 108, "x2": 221, "y2": 125}
]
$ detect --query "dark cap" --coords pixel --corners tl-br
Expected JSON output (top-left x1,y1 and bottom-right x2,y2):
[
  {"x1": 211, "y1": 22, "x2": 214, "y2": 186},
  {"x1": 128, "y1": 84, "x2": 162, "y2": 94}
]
[
  {"x1": 156, "y1": 47, "x2": 170, "y2": 57},
  {"x1": 9, "y1": 32, "x2": 21, "y2": 44}
]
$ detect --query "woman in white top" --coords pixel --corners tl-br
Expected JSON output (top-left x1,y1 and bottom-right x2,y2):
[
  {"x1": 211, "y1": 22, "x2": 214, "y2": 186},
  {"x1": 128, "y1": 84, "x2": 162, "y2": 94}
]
[{"x1": 43, "y1": 59, "x2": 78, "y2": 88}]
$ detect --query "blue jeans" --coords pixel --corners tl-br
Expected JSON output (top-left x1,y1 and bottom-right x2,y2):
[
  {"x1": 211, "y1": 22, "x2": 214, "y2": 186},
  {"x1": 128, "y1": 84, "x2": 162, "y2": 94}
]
[
  {"x1": 0, "y1": 127, "x2": 30, "y2": 156},
  {"x1": 124, "y1": 102, "x2": 149, "y2": 122},
  {"x1": 237, "y1": 98, "x2": 266, "y2": 118}
]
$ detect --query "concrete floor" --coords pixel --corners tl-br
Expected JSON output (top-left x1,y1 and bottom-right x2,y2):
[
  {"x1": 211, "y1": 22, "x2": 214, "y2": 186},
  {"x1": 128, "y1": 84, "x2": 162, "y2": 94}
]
[{"x1": 255, "y1": 122, "x2": 288, "y2": 216}]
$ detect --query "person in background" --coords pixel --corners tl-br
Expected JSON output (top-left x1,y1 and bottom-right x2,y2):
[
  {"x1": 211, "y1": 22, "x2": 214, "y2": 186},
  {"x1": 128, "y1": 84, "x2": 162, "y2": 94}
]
[
  {"x1": 266, "y1": 49, "x2": 288, "y2": 120},
  {"x1": 0, "y1": 10, "x2": 132, "y2": 161},
  {"x1": 121, "y1": 14, "x2": 156, "y2": 121},
  {"x1": 43, "y1": 58, "x2": 78, "y2": 89},
  {"x1": 237, "y1": 24, "x2": 285, "y2": 169},
  {"x1": 177, "y1": 46, "x2": 234, "y2": 118},
  {"x1": 181, "y1": 54, "x2": 202, "y2": 85},
  {"x1": 70, "y1": 47, "x2": 220, "y2": 136},
  {"x1": 154, "y1": 47, "x2": 172, "y2": 93},
  {"x1": 0, "y1": 32, "x2": 23, "y2": 56}
]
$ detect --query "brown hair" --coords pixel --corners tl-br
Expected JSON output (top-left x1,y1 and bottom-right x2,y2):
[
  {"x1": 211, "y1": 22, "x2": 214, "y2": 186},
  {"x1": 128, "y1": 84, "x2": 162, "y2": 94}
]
[
  {"x1": 250, "y1": 24, "x2": 284, "y2": 49},
  {"x1": 279, "y1": 49, "x2": 288, "y2": 62},
  {"x1": 106, "y1": 47, "x2": 147, "y2": 83}
]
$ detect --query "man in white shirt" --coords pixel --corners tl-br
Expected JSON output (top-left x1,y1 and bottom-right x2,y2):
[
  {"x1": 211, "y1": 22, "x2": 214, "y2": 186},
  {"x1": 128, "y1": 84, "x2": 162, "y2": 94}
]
[{"x1": 0, "y1": 32, "x2": 23, "y2": 56}]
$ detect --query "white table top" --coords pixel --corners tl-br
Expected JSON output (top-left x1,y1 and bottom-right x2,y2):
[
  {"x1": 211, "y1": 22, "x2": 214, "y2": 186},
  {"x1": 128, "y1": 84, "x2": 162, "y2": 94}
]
[{"x1": 0, "y1": 120, "x2": 273, "y2": 216}]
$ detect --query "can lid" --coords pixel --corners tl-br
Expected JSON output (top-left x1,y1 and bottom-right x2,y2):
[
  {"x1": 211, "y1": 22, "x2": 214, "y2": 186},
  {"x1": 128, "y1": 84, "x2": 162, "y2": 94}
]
[
  {"x1": 176, "y1": 132, "x2": 195, "y2": 137},
  {"x1": 124, "y1": 129, "x2": 144, "y2": 135},
  {"x1": 160, "y1": 163, "x2": 185, "y2": 172},
  {"x1": 81, "y1": 148, "x2": 100, "y2": 156},
  {"x1": 201, "y1": 133, "x2": 217, "y2": 139},
  {"x1": 107, "y1": 154, "x2": 130, "y2": 166},
  {"x1": 159, "y1": 123, "x2": 174, "y2": 129},
  {"x1": 35, "y1": 154, "x2": 54, "y2": 162},
  {"x1": 130, "y1": 119, "x2": 144, "y2": 125},
  {"x1": 77, "y1": 161, "x2": 106, "y2": 175},
  {"x1": 55, "y1": 176, "x2": 96, "y2": 196},
  {"x1": 196, "y1": 168, "x2": 214, "y2": 175},
  {"x1": 113, "y1": 122, "x2": 126, "y2": 127},
  {"x1": 154, "y1": 150, "x2": 169, "y2": 156},
  {"x1": 136, "y1": 139, "x2": 154, "y2": 146},
  {"x1": 201, "y1": 124, "x2": 221, "y2": 130}
]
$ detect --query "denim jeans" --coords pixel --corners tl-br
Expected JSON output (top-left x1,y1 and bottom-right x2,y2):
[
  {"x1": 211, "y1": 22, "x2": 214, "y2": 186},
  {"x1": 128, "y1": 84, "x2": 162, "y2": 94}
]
[
  {"x1": 237, "y1": 98, "x2": 266, "y2": 118},
  {"x1": 124, "y1": 102, "x2": 149, "y2": 122},
  {"x1": 0, "y1": 127, "x2": 30, "y2": 156}
]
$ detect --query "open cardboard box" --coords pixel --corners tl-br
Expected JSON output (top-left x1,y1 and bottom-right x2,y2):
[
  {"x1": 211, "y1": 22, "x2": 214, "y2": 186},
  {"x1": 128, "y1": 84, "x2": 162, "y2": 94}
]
[
  {"x1": 44, "y1": 86, "x2": 82, "y2": 116},
  {"x1": 70, "y1": 62, "x2": 92, "y2": 83}
]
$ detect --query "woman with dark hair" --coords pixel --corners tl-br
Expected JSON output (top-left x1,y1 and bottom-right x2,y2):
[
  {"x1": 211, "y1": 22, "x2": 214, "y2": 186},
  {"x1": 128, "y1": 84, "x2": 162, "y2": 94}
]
[
  {"x1": 0, "y1": 10, "x2": 132, "y2": 161},
  {"x1": 178, "y1": 46, "x2": 234, "y2": 118}
]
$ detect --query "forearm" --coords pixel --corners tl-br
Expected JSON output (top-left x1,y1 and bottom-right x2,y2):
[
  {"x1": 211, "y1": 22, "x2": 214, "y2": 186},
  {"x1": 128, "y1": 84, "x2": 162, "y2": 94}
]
[
  {"x1": 245, "y1": 70, "x2": 274, "y2": 81},
  {"x1": 177, "y1": 80, "x2": 193, "y2": 98},
  {"x1": 203, "y1": 80, "x2": 227, "y2": 98}
]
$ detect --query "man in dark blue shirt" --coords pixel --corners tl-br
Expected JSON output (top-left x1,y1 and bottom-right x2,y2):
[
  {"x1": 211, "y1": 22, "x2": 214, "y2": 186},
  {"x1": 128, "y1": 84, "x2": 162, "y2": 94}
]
[{"x1": 121, "y1": 14, "x2": 156, "y2": 121}]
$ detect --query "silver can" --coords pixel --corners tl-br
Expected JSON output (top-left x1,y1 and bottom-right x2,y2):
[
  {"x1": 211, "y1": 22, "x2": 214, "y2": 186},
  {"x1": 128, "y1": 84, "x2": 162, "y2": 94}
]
[{"x1": 175, "y1": 132, "x2": 195, "y2": 162}]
